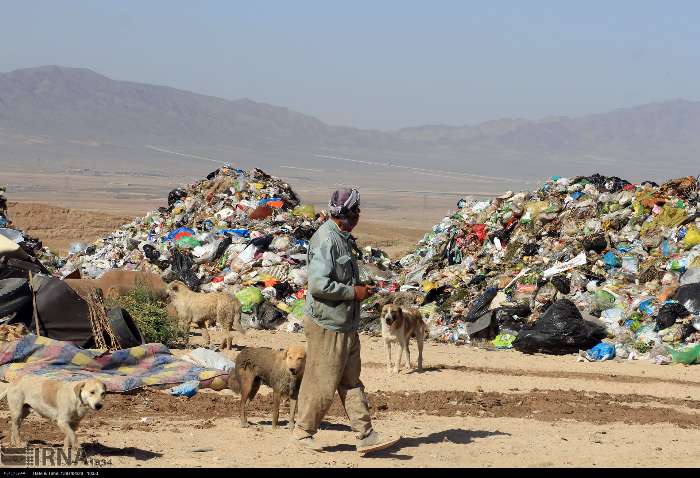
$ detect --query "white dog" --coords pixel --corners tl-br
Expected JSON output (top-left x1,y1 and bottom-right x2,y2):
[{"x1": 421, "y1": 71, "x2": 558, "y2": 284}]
[{"x1": 0, "y1": 376, "x2": 107, "y2": 450}]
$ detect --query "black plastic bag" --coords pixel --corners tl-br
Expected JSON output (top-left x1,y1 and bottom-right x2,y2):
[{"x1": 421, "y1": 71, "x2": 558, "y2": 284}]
[
  {"x1": 655, "y1": 302, "x2": 690, "y2": 331},
  {"x1": 253, "y1": 301, "x2": 286, "y2": 330},
  {"x1": 468, "y1": 274, "x2": 487, "y2": 286},
  {"x1": 206, "y1": 168, "x2": 221, "y2": 180},
  {"x1": 495, "y1": 304, "x2": 531, "y2": 332},
  {"x1": 273, "y1": 281, "x2": 295, "y2": 300},
  {"x1": 581, "y1": 233, "x2": 607, "y2": 253},
  {"x1": 250, "y1": 234, "x2": 274, "y2": 251},
  {"x1": 513, "y1": 299, "x2": 607, "y2": 355},
  {"x1": 292, "y1": 225, "x2": 316, "y2": 240},
  {"x1": 142, "y1": 244, "x2": 161, "y2": 262},
  {"x1": 424, "y1": 285, "x2": 449, "y2": 305},
  {"x1": 550, "y1": 275, "x2": 571, "y2": 295},
  {"x1": 168, "y1": 188, "x2": 187, "y2": 206},
  {"x1": 677, "y1": 284, "x2": 700, "y2": 315},
  {"x1": 85, "y1": 245, "x2": 96, "y2": 255},
  {"x1": 214, "y1": 236, "x2": 233, "y2": 261},
  {"x1": 465, "y1": 286, "x2": 498, "y2": 321},
  {"x1": 170, "y1": 249, "x2": 201, "y2": 291},
  {"x1": 522, "y1": 243, "x2": 539, "y2": 257}
]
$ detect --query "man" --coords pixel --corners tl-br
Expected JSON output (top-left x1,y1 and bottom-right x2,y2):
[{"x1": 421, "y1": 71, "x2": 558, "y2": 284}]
[{"x1": 292, "y1": 188, "x2": 400, "y2": 454}]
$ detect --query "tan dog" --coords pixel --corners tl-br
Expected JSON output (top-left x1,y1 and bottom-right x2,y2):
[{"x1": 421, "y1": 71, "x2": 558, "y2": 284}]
[
  {"x1": 381, "y1": 304, "x2": 427, "y2": 373},
  {"x1": 166, "y1": 281, "x2": 243, "y2": 349},
  {"x1": 0, "y1": 376, "x2": 107, "y2": 450},
  {"x1": 229, "y1": 346, "x2": 306, "y2": 429}
]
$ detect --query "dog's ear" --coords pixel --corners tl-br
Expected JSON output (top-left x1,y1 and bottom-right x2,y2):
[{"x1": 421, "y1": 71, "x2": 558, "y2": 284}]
[
  {"x1": 73, "y1": 381, "x2": 86, "y2": 401},
  {"x1": 397, "y1": 307, "x2": 404, "y2": 322}
]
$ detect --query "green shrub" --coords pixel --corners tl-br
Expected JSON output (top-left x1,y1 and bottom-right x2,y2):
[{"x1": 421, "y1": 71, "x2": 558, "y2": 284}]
[{"x1": 107, "y1": 284, "x2": 187, "y2": 347}]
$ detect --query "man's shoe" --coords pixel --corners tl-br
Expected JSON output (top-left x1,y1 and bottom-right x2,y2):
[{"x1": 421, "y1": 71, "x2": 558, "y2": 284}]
[
  {"x1": 291, "y1": 435, "x2": 324, "y2": 452},
  {"x1": 356, "y1": 430, "x2": 401, "y2": 454}
]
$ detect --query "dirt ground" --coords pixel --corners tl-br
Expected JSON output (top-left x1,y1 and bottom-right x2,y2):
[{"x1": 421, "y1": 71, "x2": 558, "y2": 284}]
[{"x1": 2, "y1": 328, "x2": 700, "y2": 468}]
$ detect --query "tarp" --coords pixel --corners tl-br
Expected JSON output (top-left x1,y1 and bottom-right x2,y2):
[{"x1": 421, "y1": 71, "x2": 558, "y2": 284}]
[{"x1": 0, "y1": 335, "x2": 226, "y2": 392}]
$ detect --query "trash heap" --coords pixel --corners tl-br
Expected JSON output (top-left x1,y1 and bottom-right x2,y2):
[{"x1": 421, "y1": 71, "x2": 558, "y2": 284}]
[
  {"x1": 61, "y1": 165, "x2": 395, "y2": 332},
  {"x1": 0, "y1": 186, "x2": 62, "y2": 275},
  {"x1": 392, "y1": 174, "x2": 700, "y2": 364}
]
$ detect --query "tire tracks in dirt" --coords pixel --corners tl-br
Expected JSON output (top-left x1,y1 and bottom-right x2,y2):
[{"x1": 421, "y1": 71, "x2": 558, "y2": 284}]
[
  {"x1": 3, "y1": 386, "x2": 697, "y2": 440},
  {"x1": 364, "y1": 361, "x2": 700, "y2": 389}
]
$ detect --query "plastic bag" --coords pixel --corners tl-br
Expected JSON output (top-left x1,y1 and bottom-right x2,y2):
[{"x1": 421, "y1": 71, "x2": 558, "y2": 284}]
[
  {"x1": 177, "y1": 236, "x2": 201, "y2": 249},
  {"x1": 542, "y1": 252, "x2": 587, "y2": 279},
  {"x1": 253, "y1": 301, "x2": 287, "y2": 329},
  {"x1": 290, "y1": 298, "x2": 306, "y2": 319},
  {"x1": 494, "y1": 304, "x2": 531, "y2": 332},
  {"x1": 592, "y1": 289, "x2": 617, "y2": 312},
  {"x1": 465, "y1": 287, "x2": 498, "y2": 321},
  {"x1": 492, "y1": 333, "x2": 517, "y2": 349},
  {"x1": 655, "y1": 302, "x2": 690, "y2": 331},
  {"x1": 292, "y1": 205, "x2": 316, "y2": 220},
  {"x1": 677, "y1": 284, "x2": 700, "y2": 315},
  {"x1": 169, "y1": 380, "x2": 199, "y2": 398},
  {"x1": 681, "y1": 268, "x2": 700, "y2": 286},
  {"x1": 235, "y1": 287, "x2": 265, "y2": 313},
  {"x1": 684, "y1": 226, "x2": 700, "y2": 249},
  {"x1": 550, "y1": 275, "x2": 571, "y2": 295},
  {"x1": 184, "y1": 348, "x2": 236, "y2": 372},
  {"x1": 668, "y1": 343, "x2": 700, "y2": 365},
  {"x1": 513, "y1": 299, "x2": 607, "y2": 355},
  {"x1": 168, "y1": 188, "x2": 188, "y2": 207},
  {"x1": 170, "y1": 249, "x2": 201, "y2": 291},
  {"x1": 584, "y1": 342, "x2": 616, "y2": 361}
]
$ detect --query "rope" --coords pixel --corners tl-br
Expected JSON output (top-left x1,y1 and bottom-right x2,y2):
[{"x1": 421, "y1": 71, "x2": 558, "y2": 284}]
[
  {"x1": 28, "y1": 272, "x2": 41, "y2": 337},
  {"x1": 79, "y1": 288, "x2": 122, "y2": 351}
]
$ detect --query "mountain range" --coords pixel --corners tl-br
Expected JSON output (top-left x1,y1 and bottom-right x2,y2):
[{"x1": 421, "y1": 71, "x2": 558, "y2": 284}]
[{"x1": 1, "y1": 65, "x2": 698, "y2": 185}]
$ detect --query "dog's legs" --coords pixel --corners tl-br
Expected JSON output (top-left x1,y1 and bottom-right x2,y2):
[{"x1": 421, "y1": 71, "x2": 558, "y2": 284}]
[
  {"x1": 8, "y1": 397, "x2": 28, "y2": 447},
  {"x1": 394, "y1": 343, "x2": 402, "y2": 373},
  {"x1": 404, "y1": 338, "x2": 412, "y2": 371},
  {"x1": 238, "y1": 373, "x2": 254, "y2": 428},
  {"x1": 58, "y1": 420, "x2": 78, "y2": 451},
  {"x1": 417, "y1": 332, "x2": 425, "y2": 372},
  {"x1": 385, "y1": 341, "x2": 393, "y2": 373},
  {"x1": 271, "y1": 390, "x2": 281, "y2": 429},
  {"x1": 287, "y1": 397, "x2": 298, "y2": 430},
  {"x1": 201, "y1": 321, "x2": 212, "y2": 348}
]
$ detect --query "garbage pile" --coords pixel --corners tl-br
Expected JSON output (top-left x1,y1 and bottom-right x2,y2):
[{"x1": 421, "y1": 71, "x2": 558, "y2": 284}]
[
  {"x1": 0, "y1": 186, "x2": 62, "y2": 276},
  {"x1": 61, "y1": 165, "x2": 395, "y2": 332},
  {"x1": 392, "y1": 174, "x2": 700, "y2": 364}
]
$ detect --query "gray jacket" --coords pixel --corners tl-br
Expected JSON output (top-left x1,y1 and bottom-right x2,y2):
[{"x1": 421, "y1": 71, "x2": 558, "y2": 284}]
[{"x1": 303, "y1": 219, "x2": 360, "y2": 332}]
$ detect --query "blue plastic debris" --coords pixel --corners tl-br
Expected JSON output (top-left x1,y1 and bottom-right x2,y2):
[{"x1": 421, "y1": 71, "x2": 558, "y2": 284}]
[
  {"x1": 169, "y1": 380, "x2": 200, "y2": 398},
  {"x1": 603, "y1": 251, "x2": 619, "y2": 268},
  {"x1": 585, "y1": 342, "x2": 616, "y2": 361}
]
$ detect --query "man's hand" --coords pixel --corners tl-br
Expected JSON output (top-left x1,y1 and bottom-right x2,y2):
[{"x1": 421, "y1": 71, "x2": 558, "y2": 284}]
[{"x1": 354, "y1": 285, "x2": 373, "y2": 301}]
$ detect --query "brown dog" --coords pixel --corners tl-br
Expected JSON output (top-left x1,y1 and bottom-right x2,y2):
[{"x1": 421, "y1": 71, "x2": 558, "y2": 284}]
[
  {"x1": 65, "y1": 270, "x2": 169, "y2": 301},
  {"x1": 0, "y1": 376, "x2": 107, "y2": 450},
  {"x1": 381, "y1": 304, "x2": 427, "y2": 373},
  {"x1": 229, "y1": 346, "x2": 306, "y2": 429}
]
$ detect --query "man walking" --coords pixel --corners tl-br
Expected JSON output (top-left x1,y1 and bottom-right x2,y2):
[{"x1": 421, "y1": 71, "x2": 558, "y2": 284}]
[{"x1": 292, "y1": 188, "x2": 400, "y2": 454}]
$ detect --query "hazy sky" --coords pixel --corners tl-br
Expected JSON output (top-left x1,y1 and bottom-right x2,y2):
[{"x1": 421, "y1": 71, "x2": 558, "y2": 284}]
[{"x1": 1, "y1": 0, "x2": 699, "y2": 130}]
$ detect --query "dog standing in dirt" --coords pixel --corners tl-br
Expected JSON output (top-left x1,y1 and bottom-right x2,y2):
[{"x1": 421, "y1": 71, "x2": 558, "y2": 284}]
[
  {"x1": 381, "y1": 304, "x2": 427, "y2": 373},
  {"x1": 166, "y1": 280, "x2": 243, "y2": 349},
  {"x1": 0, "y1": 376, "x2": 107, "y2": 450},
  {"x1": 229, "y1": 346, "x2": 306, "y2": 429}
]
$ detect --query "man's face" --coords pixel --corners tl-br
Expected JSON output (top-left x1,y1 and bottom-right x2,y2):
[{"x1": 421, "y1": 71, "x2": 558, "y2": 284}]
[{"x1": 341, "y1": 207, "x2": 361, "y2": 232}]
